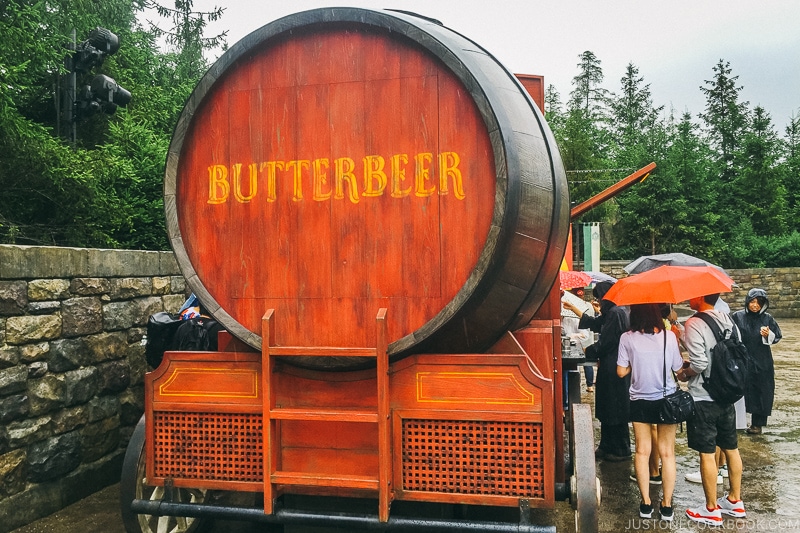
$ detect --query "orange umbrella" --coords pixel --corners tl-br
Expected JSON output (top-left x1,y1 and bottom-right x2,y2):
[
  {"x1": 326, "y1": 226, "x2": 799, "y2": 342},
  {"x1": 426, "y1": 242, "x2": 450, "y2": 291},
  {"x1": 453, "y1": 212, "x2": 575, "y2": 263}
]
[
  {"x1": 602, "y1": 265, "x2": 734, "y2": 306},
  {"x1": 560, "y1": 270, "x2": 593, "y2": 289}
]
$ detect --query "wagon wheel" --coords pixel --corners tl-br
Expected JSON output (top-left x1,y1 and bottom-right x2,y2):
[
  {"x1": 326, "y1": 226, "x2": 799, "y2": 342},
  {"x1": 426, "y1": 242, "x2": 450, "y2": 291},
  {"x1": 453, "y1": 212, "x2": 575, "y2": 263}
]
[
  {"x1": 120, "y1": 416, "x2": 210, "y2": 533},
  {"x1": 570, "y1": 403, "x2": 600, "y2": 533}
]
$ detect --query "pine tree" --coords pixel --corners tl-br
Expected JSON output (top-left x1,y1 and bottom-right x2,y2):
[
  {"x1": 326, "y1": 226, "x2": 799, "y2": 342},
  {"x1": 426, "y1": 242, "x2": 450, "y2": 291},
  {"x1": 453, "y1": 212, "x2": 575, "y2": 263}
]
[
  {"x1": 145, "y1": 0, "x2": 227, "y2": 80},
  {"x1": 609, "y1": 63, "x2": 663, "y2": 153},
  {"x1": 663, "y1": 112, "x2": 721, "y2": 259},
  {"x1": 784, "y1": 112, "x2": 800, "y2": 231},
  {"x1": 0, "y1": 0, "x2": 226, "y2": 248},
  {"x1": 545, "y1": 84, "x2": 565, "y2": 130},
  {"x1": 699, "y1": 59, "x2": 748, "y2": 183},
  {"x1": 569, "y1": 51, "x2": 609, "y2": 121},
  {"x1": 735, "y1": 106, "x2": 788, "y2": 236},
  {"x1": 608, "y1": 63, "x2": 670, "y2": 255}
]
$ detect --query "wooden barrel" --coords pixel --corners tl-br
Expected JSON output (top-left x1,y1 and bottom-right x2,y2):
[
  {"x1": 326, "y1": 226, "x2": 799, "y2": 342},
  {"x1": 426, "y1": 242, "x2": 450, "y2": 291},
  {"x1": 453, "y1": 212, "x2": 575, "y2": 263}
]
[{"x1": 164, "y1": 8, "x2": 568, "y2": 368}]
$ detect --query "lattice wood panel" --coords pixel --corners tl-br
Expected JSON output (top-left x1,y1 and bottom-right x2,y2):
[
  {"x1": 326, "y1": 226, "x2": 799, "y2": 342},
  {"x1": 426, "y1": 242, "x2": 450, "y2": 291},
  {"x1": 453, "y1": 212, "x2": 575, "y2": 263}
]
[
  {"x1": 401, "y1": 419, "x2": 544, "y2": 498},
  {"x1": 153, "y1": 412, "x2": 263, "y2": 482}
]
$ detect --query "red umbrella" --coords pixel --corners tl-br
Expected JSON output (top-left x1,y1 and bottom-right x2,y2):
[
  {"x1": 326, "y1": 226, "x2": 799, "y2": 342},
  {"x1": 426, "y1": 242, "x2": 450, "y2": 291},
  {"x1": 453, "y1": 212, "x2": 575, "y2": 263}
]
[
  {"x1": 602, "y1": 265, "x2": 734, "y2": 306},
  {"x1": 560, "y1": 270, "x2": 593, "y2": 289}
]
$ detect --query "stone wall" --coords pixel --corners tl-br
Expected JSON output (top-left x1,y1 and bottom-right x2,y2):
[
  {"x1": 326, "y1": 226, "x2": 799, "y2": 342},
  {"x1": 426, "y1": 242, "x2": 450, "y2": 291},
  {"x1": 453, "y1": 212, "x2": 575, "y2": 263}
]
[
  {"x1": 0, "y1": 245, "x2": 185, "y2": 532},
  {"x1": 599, "y1": 261, "x2": 800, "y2": 317}
]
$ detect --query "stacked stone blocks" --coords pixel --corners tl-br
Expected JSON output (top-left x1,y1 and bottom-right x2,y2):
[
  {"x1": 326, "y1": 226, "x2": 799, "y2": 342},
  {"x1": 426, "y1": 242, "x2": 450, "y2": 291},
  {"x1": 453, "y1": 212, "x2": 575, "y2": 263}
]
[{"x1": 0, "y1": 245, "x2": 185, "y2": 531}]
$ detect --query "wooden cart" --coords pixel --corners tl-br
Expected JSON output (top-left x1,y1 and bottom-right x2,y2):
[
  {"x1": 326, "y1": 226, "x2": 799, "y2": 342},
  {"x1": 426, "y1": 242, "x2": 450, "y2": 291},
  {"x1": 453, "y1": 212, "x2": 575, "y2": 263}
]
[{"x1": 122, "y1": 297, "x2": 599, "y2": 532}]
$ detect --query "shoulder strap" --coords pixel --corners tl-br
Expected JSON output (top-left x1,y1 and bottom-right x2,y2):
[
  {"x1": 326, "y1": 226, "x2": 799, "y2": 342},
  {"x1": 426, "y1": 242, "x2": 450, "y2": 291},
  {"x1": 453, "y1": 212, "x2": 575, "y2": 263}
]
[
  {"x1": 693, "y1": 312, "x2": 724, "y2": 342},
  {"x1": 662, "y1": 329, "x2": 668, "y2": 396}
]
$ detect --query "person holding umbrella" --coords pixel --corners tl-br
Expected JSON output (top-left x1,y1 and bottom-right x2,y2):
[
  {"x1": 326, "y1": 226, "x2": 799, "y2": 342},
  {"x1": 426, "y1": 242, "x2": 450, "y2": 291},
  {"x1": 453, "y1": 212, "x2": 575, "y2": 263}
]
[
  {"x1": 678, "y1": 293, "x2": 746, "y2": 526},
  {"x1": 564, "y1": 281, "x2": 631, "y2": 461},
  {"x1": 731, "y1": 288, "x2": 782, "y2": 435}
]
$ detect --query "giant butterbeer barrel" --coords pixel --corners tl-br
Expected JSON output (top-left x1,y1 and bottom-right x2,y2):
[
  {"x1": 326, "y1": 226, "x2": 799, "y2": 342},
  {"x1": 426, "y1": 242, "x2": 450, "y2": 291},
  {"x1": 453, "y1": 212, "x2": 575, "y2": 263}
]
[{"x1": 165, "y1": 8, "x2": 568, "y2": 368}]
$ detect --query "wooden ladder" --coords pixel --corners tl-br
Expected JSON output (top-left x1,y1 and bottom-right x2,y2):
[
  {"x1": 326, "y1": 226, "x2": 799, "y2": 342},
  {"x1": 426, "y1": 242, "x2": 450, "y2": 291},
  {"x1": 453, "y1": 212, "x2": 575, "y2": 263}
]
[{"x1": 261, "y1": 308, "x2": 391, "y2": 522}]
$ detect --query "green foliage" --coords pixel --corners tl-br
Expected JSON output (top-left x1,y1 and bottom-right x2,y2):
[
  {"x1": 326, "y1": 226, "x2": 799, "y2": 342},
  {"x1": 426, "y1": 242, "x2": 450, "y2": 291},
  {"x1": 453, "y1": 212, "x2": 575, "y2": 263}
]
[
  {"x1": 569, "y1": 51, "x2": 610, "y2": 121},
  {"x1": 734, "y1": 106, "x2": 788, "y2": 236},
  {"x1": 557, "y1": 55, "x2": 799, "y2": 267},
  {"x1": 750, "y1": 232, "x2": 800, "y2": 267},
  {"x1": 782, "y1": 113, "x2": 800, "y2": 231},
  {"x1": 699, "y1": 60, "x2": 749, "y2": 183},
  {"x1": 144, "y1": 0, "x2": 227, "y2": 80},
  {"x1": 544, "y1": 84, "x2": 565, "y2": 130},
  {"x1": 0, "y1": 0, "x2": 220, "y2": 249}
]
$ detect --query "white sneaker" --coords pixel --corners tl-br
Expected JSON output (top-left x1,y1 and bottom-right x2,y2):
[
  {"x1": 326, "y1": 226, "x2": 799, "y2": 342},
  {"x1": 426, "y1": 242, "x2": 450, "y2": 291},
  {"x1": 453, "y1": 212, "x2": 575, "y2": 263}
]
[
  {"x1": 686, "y1": 504, "x2": 723, "y2": 526},
  {"x1": 719, "y1": 464, "x2": 729, "y2": 478},
  {"x1": 717, "y1": 494, "x2": 746, "y2": 517},
  {"x1": 684, "y1": 470, "x2": 722, "y2": 484}
]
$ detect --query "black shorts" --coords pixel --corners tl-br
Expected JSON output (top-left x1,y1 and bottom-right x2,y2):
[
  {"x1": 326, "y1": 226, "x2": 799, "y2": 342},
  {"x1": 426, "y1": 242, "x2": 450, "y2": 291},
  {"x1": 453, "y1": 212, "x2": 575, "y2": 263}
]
[
  {"x1": 629, "y1": 399, "x2": 663, "y2": 424},
  {"x1": 687, "y1": 400, "x2": 737, "y2": 454}
]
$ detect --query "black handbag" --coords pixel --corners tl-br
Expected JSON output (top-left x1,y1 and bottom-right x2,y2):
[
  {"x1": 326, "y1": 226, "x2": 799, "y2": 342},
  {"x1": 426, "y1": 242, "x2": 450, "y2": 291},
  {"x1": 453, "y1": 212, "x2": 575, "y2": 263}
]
[
  {"x1": 658, "y1": 330, "x2": 696, "y2": 424},
  {"x1": 584, "y1": 343, "x2": 599, "y2": 363},
  {"x1": 145, "y1": 312, "x2": 182, "y2": 368}
]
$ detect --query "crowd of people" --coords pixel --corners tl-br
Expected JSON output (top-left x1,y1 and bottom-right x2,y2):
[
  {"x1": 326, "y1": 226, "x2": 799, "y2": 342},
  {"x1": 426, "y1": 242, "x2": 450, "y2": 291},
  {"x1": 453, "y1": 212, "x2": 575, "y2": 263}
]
[{"x1": 562, "y1": 285, "x2": 782, "y2": 525}]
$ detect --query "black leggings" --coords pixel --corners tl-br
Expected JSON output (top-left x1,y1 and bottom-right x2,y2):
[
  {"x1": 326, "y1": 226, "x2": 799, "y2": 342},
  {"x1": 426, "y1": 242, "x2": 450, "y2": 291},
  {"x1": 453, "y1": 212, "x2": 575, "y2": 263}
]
[{"x1": 599, "y1": 422, "x2": 631, "y2": 457}]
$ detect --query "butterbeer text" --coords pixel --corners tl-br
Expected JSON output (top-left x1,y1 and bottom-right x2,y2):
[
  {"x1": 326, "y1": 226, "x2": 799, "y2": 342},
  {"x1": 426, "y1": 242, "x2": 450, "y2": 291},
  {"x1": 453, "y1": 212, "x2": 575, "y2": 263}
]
[{"x1": 207, "y1": 151, "x2": 466, "y2": 205}]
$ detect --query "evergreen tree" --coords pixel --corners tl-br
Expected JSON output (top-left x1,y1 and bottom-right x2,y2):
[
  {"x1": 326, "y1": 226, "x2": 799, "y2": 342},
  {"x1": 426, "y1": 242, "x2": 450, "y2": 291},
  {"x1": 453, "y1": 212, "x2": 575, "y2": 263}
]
[
  {"x1": 661, "y1": 112, "x2": 721, "y2": 259},
  {"x1": 544, "y1": 84, "x2": 565, "y2": 131},
  {"x1": 699, "y1": 59, "x2": 748, "y2": 183},
  {"x1": 697, "y1": 59, "x2": 752, "y2": 261},
  {"x1": 562, "y1": 51, "x2": 613, "y2": 180},
  {"x1": 569, "y1": 51, "x2": 609, "y2": 121},
  {"x1": 145, "y1": 0, "x2": 227, "y2": 80},
  {"x1": 609, "y1": 64, "x2": 671, "y2": 255},
  {"x1": 0, "y1": 0, "x2": 127, "y2": 244},
  {"x1": 609, "y1": 63, "x2": 663, "y2": 153},
  {"x1": 784, "y1": 112, "x2": 800, "y2": 231},
  {"x1": 735, "y1": 106, "x2": 788, "y2": 236}
]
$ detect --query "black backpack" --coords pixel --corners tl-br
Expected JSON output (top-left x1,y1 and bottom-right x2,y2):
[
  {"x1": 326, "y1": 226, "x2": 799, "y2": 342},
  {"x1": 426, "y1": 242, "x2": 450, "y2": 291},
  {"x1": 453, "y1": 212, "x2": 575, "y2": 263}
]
[
  {"x1": 171, "y1": 316, "x2": 224, "y2": 352},
  {"x1": 145, "y1": 312, "x2": 182, "y2": 368},
  {"x1": 693, "y1": 312, "x2": 750, "y2": 405}
]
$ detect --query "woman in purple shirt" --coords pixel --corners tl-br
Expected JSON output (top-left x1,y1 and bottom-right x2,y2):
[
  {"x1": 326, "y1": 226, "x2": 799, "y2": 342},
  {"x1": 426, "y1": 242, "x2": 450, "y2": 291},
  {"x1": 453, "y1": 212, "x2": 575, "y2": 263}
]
[{"x1": 617, "y1": 304, "x2": 683, "y2": 522}]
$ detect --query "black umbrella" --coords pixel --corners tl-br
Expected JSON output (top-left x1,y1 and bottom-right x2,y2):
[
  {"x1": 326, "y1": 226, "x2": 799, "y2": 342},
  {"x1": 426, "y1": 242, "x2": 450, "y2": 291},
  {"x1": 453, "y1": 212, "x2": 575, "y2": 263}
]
[{"x1": 623, "y1": 252, "x2": 727, "y2": 275}]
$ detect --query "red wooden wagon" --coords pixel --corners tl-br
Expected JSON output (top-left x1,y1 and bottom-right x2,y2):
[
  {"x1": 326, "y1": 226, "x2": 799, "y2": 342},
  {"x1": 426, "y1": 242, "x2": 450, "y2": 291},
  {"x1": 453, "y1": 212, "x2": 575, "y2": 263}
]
[{"x1": 120, "y1": 7, "x2": 604, "y2": 533}]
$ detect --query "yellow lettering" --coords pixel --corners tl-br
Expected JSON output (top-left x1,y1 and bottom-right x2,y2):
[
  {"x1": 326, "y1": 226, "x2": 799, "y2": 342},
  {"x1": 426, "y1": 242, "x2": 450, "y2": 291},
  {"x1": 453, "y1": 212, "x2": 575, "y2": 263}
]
[
  {"x1": 260, "y1": 161, "x2": 283, "y2": 202},
  {"x1": 414, "y1": 152, "x2": 435, "y2": 197},
  {"x1": 312, "y1": 158, "x2": 332, "y2": 201},
  {"x1": 334, "y1": 157, "x2": 359, "y2": 204},
  {"x1": 286, "y1": 160, "x2": 310, "y2": 202},
  {"x1": 207, "y1": 165, "x2": 230, "y2": 204},
  {"x1": 232, "y1": 163, "x2": 258, "y2": 203},
  {"x1": 390, "y1": 154, "x2": 411, "y2": 198},
  {"x1": 362, "y1": 155, "x2": 387, "y2": 197},
  {"x1": 438, "y1": 151, "x2": 465, "y2": 200},
  {"x1": 206, "y1": 151, "x2": 463, "y2": 205}
]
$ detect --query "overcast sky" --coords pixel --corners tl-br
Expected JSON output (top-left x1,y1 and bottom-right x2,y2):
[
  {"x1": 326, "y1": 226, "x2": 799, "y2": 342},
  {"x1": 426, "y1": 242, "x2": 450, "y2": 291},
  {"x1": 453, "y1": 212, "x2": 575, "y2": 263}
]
[{"x1": 153, "y1": 1, "x2": 800, "y2": 132}]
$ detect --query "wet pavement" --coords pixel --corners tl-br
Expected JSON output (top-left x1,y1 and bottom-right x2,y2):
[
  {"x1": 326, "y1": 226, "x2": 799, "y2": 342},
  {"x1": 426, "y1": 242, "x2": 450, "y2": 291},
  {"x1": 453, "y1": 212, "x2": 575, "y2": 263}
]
[{"x1": 11, "y1": 319, "x2": 800, "y2": 533}]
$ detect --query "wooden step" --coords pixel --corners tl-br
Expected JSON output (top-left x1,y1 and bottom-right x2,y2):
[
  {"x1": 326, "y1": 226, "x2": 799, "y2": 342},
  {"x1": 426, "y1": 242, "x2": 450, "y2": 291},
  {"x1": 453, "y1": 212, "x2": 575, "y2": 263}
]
[
  {"x1": 272, "y1": 471, "x2": 379, "y2": 490},
  {"x1": 269, "y1": 408, "x2": 378, "y2": 422},
  {"x1": 267, "y1": 346, "x2": 377, "y2": 357}
]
